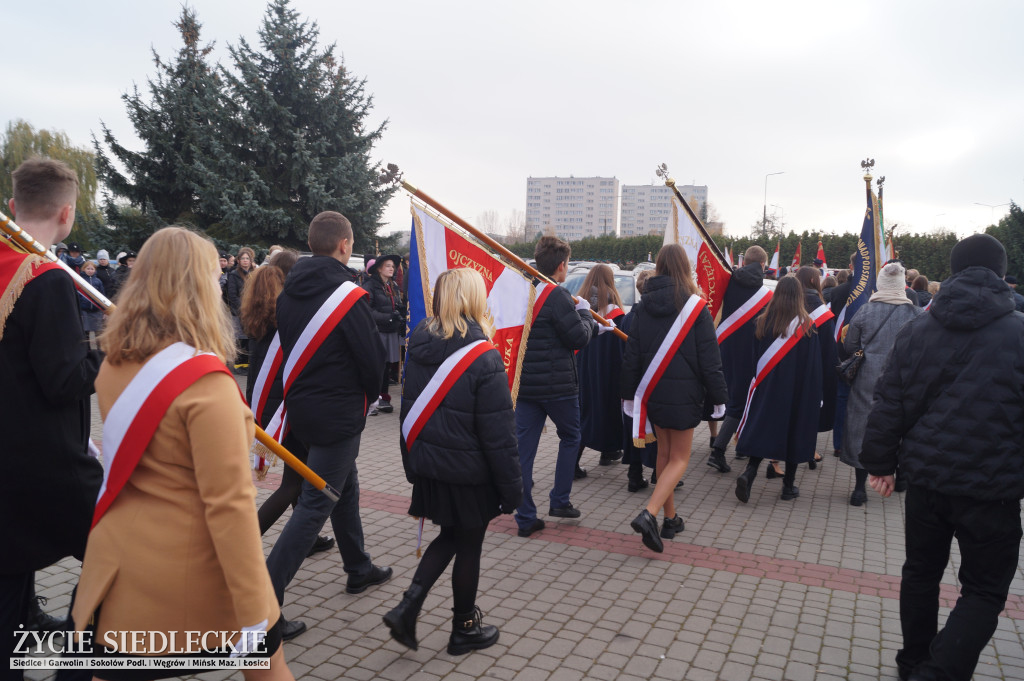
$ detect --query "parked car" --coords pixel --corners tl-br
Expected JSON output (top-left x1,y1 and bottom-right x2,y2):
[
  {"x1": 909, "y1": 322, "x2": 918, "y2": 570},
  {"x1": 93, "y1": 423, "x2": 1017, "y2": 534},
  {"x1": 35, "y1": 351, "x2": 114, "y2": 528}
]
[{"x1": 560, "y1": 270, "x2": 639, "y2": 313}]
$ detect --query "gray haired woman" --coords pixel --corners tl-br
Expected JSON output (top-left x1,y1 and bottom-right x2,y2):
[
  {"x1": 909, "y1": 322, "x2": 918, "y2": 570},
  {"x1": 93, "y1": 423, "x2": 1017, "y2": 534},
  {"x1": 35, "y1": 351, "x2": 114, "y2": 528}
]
[{"x1": 842, "y1": 261, "x2": 923, "y2": 506}]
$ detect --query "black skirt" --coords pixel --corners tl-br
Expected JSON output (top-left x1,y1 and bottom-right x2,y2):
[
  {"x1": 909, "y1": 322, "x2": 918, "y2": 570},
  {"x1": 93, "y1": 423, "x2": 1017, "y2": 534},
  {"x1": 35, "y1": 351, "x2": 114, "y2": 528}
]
[{"x1": 409, "y1": 478, "x2": 500, "y2": 528}]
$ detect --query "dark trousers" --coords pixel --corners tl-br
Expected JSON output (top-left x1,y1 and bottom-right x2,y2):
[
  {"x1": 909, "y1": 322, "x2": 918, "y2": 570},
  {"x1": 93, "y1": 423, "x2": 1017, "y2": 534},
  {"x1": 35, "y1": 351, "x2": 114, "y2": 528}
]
[
  {"x1": 712, "y1": 415, "x2": 741, "y2": 451},
  {"x1": 257, "y1": 432, "x2": 308, "y2": 535},
  {"x1": 514, "y1": 396, "x2": 580, "y2": 530},
  {"x1": 897, "y1": 486, "x2": 1022, "y2": 681},
  {"x1": 1, "y1": 571, "x2": 32, "y2": 681},
  {"x1": 266, "y1": 434, "x2": 372, "y2": 604}
]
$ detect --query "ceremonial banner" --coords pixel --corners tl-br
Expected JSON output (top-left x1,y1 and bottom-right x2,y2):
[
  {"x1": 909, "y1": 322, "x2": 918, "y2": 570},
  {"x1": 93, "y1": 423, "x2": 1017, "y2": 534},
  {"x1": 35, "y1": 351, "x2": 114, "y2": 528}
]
[
  {"x1": 408, "y1": 204, "x2": 537, "y2": 401},
  {"x1": 790, "y1": 241, "x2": 802, "y2": 269},
  {"x1": 835, "y1": 180, "x2": 882, "y2": 341},
  {"x1": 816, "y1": 241, "x2": 828, "y2": 269},
  {"x1": 886, "y1": 235, "x2": 895, "y2": 261},
  {"x1": 662, "y1": 196, "x2": 731, "y2": 319},
  {"x1": 725, "y1": 246, "x2": 734, "y2": 268}
]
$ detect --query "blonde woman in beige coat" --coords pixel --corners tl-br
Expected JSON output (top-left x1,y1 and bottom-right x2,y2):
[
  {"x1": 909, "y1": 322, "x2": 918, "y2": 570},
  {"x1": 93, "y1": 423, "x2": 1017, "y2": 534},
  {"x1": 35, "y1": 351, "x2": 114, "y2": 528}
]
[{"x1": 72, "y1": 227, "x2": 293, "y2": 681}]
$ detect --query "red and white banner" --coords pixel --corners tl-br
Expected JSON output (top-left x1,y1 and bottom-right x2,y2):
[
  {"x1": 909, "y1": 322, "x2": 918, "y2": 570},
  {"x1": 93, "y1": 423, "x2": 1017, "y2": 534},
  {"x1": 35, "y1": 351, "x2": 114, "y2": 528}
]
[
  {"x1": 94, "y1": 343, "x2": 231, "y2": 528},
  {"x1": 716, "y1": 286, "x2": 772, "y2": 344},
  {"x1": 630, "y1": 295, "x2": 705, "y2": 445},
  {"x1": 401, "y1": 340, "x2": 494, "y2": 449},
  {"x1": 737, "y1": 304, "x2": 832, "y2": 435},
  {"x1": 411, "y1": 205, "x2": 538, "y2": 401},
  {"x1": 791, "y1": 241, "x2": 802, "y2": 269},
  {"x1": 816, "y1": 241, "x2": 828, "y2": 270},
  {"x1": 262, "y1": 281, "x2": 367, "y2": 450},
  {"x1": 662, "y1": 196, "x2": 731, "y2": 320}
]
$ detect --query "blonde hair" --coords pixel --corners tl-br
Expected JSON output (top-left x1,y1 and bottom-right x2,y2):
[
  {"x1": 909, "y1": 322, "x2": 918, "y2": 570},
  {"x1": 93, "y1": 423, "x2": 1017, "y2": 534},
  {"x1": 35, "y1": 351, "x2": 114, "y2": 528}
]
[
  {"x1": 100, "y1": 227, "x2": 236, "y2": 364},
  {"x1": 426, "y1": 268, "x2": 495, "y2": 340}
]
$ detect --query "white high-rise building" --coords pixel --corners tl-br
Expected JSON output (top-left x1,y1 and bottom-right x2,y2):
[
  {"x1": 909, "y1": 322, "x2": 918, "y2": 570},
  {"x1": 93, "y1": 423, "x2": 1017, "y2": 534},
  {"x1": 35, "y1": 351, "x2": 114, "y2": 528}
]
[
  {"x1": 619, "y1": 184, "x2": 708, "y2": 237},
  {"x1": 525, "y1": 176, "x2": 619, "y2": 240}
]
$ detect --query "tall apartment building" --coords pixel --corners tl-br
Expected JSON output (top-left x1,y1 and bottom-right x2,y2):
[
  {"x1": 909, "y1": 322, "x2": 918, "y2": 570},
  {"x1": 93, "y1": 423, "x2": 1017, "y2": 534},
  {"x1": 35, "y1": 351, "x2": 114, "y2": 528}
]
[
  {"x1": 524, "y1": 176, "x2": 620, "y2": 240},
  {"x1": 619, "y1": 184, "x2": 708, "y2": 237}
]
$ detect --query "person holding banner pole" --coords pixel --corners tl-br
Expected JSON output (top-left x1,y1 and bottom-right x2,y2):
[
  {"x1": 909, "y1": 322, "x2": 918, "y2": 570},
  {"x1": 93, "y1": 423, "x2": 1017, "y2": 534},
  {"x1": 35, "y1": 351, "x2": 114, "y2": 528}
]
[
  {"x1": 385, "y1": 268, "x2": 522, "y2": 655},
  {"x1": 72, "y1": 227, "x2": 293, "y2": 679},
  {"x1": 622, "y1": 245, "x2": 727, "y2": 552}
]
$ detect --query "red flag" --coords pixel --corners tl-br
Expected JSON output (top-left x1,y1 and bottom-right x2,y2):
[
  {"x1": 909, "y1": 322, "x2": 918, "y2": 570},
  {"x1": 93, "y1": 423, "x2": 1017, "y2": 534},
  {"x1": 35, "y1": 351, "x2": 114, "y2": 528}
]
[
  {"x1": 816, "y1": 241, "x2": 827, "y2": 269},
  {"x1": 790, "y1": 241, "x2": 802, "y2": 269},
  {"x1": 662, "y1": 195, "x2": 731, "y2": 319}
]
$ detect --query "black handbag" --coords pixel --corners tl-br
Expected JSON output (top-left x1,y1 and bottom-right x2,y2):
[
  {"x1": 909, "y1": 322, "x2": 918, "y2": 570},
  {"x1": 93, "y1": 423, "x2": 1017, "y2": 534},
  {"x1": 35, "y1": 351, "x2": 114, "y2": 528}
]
[{"x1": 835, "y1": 306, "x2": 897, "y2": 385}]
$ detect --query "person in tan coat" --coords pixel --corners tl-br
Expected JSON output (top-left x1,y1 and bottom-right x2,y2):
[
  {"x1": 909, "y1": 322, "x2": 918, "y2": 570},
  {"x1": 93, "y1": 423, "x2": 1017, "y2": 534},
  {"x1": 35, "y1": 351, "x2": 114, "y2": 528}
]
[{"x1": 72, "y1": 227, "x2": 293, "y2": 681}]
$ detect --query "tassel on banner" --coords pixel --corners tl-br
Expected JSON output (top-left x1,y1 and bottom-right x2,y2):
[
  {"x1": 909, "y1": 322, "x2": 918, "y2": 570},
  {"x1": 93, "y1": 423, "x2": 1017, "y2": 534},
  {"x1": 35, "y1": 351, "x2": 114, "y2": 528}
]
[{"x1": 250, "y1": 439, "x2": 278, "y2": 481}]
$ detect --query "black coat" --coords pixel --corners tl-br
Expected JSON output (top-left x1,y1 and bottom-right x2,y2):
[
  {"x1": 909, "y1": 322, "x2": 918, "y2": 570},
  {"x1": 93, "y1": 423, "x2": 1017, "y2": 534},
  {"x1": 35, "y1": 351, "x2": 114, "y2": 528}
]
[
  {"x1": 362, "y1": 275, "x2": 405, "y2": 333},
  {"x1": 95, "y1": 263, "x2": 113, "y2": 292},
  {"x1": 736, "y1": 323, "x2": 823, "y2": 463},
  {"x1": 915, "y1": 289, "x2": 932, "y2": 308},
  {"x1": 400, "y1": 320, "x2": 522, "y2": 511},
  {"x1": 276, "y1": 256, "x2": 385, "y2": 446},
  {"x1": 578, "y1": 308, "x2": 624, "y2": 452},
  {"x1": 517, "y1": 284, "x2": 596, "y2": 401},
  {"x1": 719, "y1": 263, "x2": 767, "y2": 419},
  {"x1": 804, "y1": 289, "x2": 838, "y2": 432},
  {"x1": 0, "y1": 268, "x2": 103, "y2": 575},
  {"x1": 107, "y1": 266, "x2": 131, "y2": 300},
  {"x1": 224, "y1": 267, "x2": 251, "y2": 316},
  {"x1": 245, "y1": 329, "x2": 283, "y2": 428},
  {"x1": 861, "y1": 267, "x2": 1024, "y2": 500},
  {"x1": 620, "y1": 276, "x2": 727, "y2": 431}
]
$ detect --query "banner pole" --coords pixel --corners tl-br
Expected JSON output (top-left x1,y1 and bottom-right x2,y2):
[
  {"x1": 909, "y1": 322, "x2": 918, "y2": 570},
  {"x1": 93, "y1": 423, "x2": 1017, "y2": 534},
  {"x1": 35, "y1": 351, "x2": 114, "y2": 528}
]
[
  {"x1": 402, "y1": 181, "x2": 628, "y2": 341},
  {"x1": 0, "y1": 211, "x2": 340, "y2": 503},
  {"x1": 663, "y1": 179, "x2": 732, "y2": 270}
]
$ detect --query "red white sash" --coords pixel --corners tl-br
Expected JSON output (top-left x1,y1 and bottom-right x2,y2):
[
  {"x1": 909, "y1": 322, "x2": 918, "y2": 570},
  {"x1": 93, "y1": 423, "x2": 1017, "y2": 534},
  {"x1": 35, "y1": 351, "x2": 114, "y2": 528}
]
[
  {"x1": 716, "y1": 286, "x2": 772, "y2": 344},
  {"x1": 603, "y1": 304, "x2": 624, "y2": 322},
  {"x1": 249, "y1": 332, "x2": 282, "y2": 427},
  {"x1": 401, "y1": 340, "x2": 494, "y2": 449},
  {"x1": 737, "y1": 305, "x2": 830, "y2": 435},
  {"x1": 630, "y1": 295, "x2": 705, "y2": 445},
  {"x1": 530, "y1": 282, "x2": 556, "y2": 325},
  {"x1": 261, "y1": 281, "x2": 367, "y2": 451},
  {"x1": 93, "y1": 343, "x2": 231, "y2": 529}
]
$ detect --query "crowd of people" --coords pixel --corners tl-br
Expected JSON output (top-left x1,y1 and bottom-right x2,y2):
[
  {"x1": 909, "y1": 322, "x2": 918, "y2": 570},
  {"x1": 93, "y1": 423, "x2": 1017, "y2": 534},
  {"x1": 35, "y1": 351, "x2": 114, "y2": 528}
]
[{"x1": 2, "y1": 156, "x2": 1023, "y2": 681}]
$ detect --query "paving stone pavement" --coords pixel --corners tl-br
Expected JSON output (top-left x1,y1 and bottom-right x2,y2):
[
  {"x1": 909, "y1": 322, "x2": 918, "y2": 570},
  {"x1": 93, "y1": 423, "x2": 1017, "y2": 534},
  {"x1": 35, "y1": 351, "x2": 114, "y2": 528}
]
[{"x1": 26, "y1": 378, "x2": 1024, "y2": 680}]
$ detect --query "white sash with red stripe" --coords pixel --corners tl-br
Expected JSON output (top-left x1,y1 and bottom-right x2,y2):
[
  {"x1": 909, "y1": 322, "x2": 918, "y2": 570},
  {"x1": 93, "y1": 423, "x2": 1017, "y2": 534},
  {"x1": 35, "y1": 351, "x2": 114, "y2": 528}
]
[
  {"x1": 630, "y1": 295, "x2": 705, "y2": 445},
  {"x1": 737, "y1": 305, "x2": 831, "y2": 435},
  {"x1": 716, "y1": 286, "x2": 772, "y2": 344},
  {"x1": 401, "y1": 340, "x2": 494, "y2": 449},
  {"x1": 249, "y1": 332, "x2": 282, "y2": 427},
  {"x1": 530, "y1": 282, "x2": 555, "y2": 325},
  {"x1": 604, "y1": 304, "x2": 624, "y2": 322},
  {"x1": 94, "y1": 343, "x2": 230, "y2": 528},
  {"x1": 262, "y1": 281, "x2": 367, "y2": 449}
]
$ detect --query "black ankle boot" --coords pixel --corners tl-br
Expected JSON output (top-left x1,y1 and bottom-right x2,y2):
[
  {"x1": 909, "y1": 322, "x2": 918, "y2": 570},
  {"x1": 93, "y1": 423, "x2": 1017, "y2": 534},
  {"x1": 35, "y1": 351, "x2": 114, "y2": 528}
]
[
  {"x1": 383, "y1": 582, "x2": 427, "y2": 651},
  {"x1": 25, "y1": 596, "x2": 66, "y2": 633},
  {"x1": 734, "y1": 462, "x2": 758, "y2": 504},
  {"x1": 447, "y1": 606, "x2": 499, "y2": 655}
]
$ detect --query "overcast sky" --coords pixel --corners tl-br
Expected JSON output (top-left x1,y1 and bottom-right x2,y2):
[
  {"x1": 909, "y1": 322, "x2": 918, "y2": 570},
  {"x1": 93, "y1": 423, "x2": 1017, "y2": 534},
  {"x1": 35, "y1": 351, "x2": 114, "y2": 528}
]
[{"x1": 5, "y1": 0, "x2": 1022, "y2": 242}]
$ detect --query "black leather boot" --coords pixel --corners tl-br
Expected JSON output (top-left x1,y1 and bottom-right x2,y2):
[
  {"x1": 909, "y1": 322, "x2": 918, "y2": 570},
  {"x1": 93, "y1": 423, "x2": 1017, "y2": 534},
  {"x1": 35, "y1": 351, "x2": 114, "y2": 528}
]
[
  {"x1": 383, "y1": 581, "x2": 427, "y2": 651},
  {"x1": 447, "y1": 607, "x2": 499, "y2": 655},
  {"x1": 734, "y1": 462, "x2": 758, "y2": 504},
  {"x1": 25, "y1": 596, "x2": 66, "y2": 633}
]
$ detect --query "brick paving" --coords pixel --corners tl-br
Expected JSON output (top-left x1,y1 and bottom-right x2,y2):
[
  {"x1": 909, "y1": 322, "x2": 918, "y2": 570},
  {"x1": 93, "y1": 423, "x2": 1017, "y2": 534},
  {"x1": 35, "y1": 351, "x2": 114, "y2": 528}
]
[{"x1": 27, "y1": 378, "x2": 1024, "y2": 680}]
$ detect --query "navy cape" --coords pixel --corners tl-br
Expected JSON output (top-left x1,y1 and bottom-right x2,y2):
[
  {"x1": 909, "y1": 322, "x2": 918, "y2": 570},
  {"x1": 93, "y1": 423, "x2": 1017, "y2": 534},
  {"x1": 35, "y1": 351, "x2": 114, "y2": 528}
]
[{"x1": 578, "y1": 311, "x2": 624, "y2": 452}]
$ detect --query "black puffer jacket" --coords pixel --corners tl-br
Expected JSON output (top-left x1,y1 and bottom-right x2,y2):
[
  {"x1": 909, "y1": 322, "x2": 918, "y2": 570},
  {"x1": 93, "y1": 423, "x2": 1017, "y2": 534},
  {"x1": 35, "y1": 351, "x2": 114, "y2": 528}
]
[
  {"x1": 517, "y1": 284, "x2": 596, "y2": 401},
  {"x1": 861, "y1": 267, "x2": 1024, "y2": 500},
  {"x1": 362, "y1": 275, "x2": 406, "y2": 333},
  {"x1": 620, "y1": 276, "x2": 728, "y2": 431},
  {"x1": 400, "y1": 319, "x2": 522, "y2": 511},
  {"x1": 224, "y1": 266, "x2": 251, "y2": 316},
  {"x1": 277, "y1": 256, "x2": 385, "y2": 445}
]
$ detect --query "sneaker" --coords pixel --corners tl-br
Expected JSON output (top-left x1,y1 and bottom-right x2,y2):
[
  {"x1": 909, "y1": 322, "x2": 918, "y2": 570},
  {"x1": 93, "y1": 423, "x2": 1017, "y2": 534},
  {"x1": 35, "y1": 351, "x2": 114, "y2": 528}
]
[
  {"x1": 517, "y1": 519, "x2": 545, "y2": 538},
  {"x1": 346, "y1": 565, "x2": 393, "y2": 594},
  {"x1": 661, "y1": 515, "x2": 685, "y2": 539},
  {"x1": 548, "y1": 504, "x2": 581, "y2": 519}
]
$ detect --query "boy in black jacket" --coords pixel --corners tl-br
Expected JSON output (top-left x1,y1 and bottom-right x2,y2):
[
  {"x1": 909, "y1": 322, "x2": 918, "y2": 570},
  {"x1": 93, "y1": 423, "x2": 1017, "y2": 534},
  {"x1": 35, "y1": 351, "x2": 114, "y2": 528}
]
[
  {"x1": 515, "y1": 237, "x2": 597, "y2": 537},
  {"x1": 862, "y1": 234, "x2": 1024, "y2": 681},
  {"x1": 265, "y1": 212, "x2": 391, "y2": 641},
  {"x1": 1, "y1": 158, "x2": 103, "y2": 674}
]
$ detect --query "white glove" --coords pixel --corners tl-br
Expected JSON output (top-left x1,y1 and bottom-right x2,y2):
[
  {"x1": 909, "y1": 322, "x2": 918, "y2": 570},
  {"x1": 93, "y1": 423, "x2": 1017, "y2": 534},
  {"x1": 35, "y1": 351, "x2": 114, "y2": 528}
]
[
  {"x1": 622, "y1": 399, "x2": 634, "y2": 417},
  {"x1": 574, "y1": 297, "x2": 591, "y2": 312},
  {"x1": 231, "y1": 619, "x2": 268, "y2": 658},
  {"x1": 711, "y1": 404, "x2": 725, "y2": 419},
  {"x1": 597, "y1": 322, "x2": 615, "y2": 335}
]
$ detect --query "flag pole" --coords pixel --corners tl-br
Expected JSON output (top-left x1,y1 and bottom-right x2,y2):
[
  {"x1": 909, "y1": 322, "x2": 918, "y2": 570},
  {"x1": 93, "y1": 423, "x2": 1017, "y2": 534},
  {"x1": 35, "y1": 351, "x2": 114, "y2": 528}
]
[
  {"x1": 662, "y1": 178, "x2": 732, "y2": 270},
  {"x1": 0, "y1": 211, "x2": 341, "y2": 503},
  {"x1": 401, "y1": 180, "x2": 628, "y2": 341}
]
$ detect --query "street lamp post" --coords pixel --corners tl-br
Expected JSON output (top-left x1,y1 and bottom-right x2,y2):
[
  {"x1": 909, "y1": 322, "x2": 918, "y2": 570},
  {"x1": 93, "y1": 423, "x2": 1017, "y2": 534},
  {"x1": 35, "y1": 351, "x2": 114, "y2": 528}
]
[
  {"x1": 973, "y1": 202, "x2": 1010, "y2": 225},
  {"x1": 763, "y1": 171, "x2": 784, "y2": 233}
]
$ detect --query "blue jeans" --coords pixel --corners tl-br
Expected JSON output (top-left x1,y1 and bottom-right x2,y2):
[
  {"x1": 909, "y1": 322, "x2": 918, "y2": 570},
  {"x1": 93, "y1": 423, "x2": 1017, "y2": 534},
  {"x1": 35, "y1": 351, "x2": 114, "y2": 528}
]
[
  {"x1": 266, "y1": 434, "x2": 372, "y2": 603},
  {"x1": 514, "y1": 397, "x2": 580, "y2": 530}
]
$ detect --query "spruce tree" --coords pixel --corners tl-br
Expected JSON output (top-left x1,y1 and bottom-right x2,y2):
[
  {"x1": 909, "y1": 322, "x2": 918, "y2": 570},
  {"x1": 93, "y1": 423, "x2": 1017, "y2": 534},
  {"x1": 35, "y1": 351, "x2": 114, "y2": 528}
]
[
  {"x1": 93, "y1": 7, "x2": 222, "y2": 232},
  {"x1": 201, "y1": 0, "x2": 396, "y2": 248}
]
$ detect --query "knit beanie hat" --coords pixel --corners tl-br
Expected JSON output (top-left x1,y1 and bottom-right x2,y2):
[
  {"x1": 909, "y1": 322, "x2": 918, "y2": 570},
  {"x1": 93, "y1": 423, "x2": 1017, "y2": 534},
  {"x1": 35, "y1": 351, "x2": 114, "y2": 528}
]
[
  {"x1": 950, "y1": 233, "x2": 1007, "y2": 277},
  {"x1": 96, "y1": 249, "x2": 109, "y2": 260},
  {"x1": 876, "y1": 262, "x2": 906, "y2": 291}
]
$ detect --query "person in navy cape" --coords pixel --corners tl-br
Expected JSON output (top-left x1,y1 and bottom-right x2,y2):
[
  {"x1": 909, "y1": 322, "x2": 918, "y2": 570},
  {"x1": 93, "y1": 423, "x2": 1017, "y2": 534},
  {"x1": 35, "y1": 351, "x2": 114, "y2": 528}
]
[
  {"x1": 575, "y1": 264, "x2": 625, "y2": 474},
  {"x1": 621, "y1": 245, "x2": 727, "y2": 553},
  {"x1": 795, "y1": 266, "x2": 838, "y2": 464},
  {"x1": 709, "y1": 245, "x2": 769, "y2": 472},
  {"x1": 620, "y1": 270, "x2": 657, "y2": 491},
  {"x1": 734, "y1": 277, "x2": 823, "y2": 503},
  {"x1": 386, "y1": 268, "x2": 522, "y2": 656}
]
